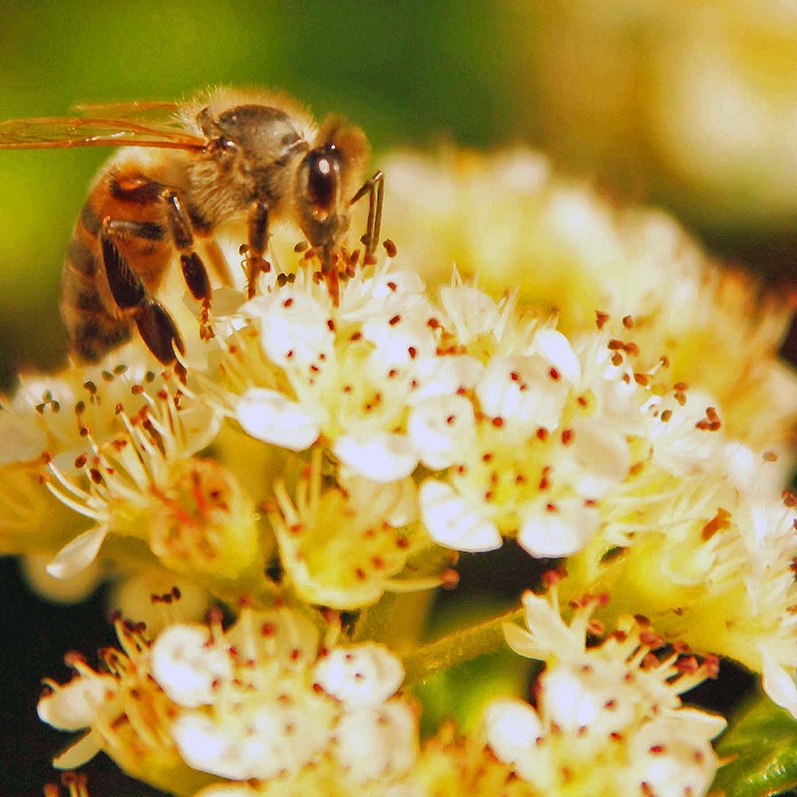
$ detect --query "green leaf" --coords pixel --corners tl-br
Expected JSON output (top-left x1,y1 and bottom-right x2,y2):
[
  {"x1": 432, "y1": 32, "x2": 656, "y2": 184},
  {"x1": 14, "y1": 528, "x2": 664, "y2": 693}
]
[{"x1": 713, "y1": 690, "x2": 797, "y2": 797}]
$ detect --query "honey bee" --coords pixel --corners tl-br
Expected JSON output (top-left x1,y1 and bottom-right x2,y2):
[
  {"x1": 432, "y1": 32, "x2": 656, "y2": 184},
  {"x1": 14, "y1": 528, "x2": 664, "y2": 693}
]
[{"x1": 0, "y1": 87, "x2": 384, "y2": 366}]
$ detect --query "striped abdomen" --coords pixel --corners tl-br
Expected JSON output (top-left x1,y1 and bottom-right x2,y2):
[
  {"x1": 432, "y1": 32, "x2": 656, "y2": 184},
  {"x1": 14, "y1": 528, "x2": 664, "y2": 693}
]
[{"x1": 59, "y1": 163, "x2": 177, "y2": 362}]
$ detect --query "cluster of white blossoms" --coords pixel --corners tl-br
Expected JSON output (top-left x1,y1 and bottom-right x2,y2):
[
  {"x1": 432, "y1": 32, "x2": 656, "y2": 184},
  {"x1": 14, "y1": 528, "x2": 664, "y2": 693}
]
[
  {"x1": 37, "y1": 591, "x2": 726, "y2": 797},
  {"x1": 229, "y1": 259, "x2": 739, "y2": 566},
  {"x1": 486, "y1": 587, "x2": 726, "y2": 797},
  {"x1": 5, "y1": 149, "x2": 797, "y2": 796},
  {"x1": 37, "y1": 605, "x2": 418, "y2": 795}
]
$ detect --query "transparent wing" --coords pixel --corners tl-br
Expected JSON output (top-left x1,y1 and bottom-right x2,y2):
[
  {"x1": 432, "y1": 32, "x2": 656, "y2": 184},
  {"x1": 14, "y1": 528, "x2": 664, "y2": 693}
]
[
  {"x1": 70, "y1": 100, "x2": 185, "y2": 124},
  {"x1": 0, "y1": 115, "x2": 204, "y2": 150}
]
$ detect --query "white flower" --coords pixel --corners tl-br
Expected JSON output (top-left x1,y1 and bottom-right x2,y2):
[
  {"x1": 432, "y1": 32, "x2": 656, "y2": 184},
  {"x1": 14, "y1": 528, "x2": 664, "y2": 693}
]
[
  {"x1": 333, "y1": 701, "x2": 418, "y2": 782},
  {"x1": 41, "y1": 387, "x2": 255, "y2": 583},
  {"x1": 480, "y1": 698, "x2": 546, "y2": 782},
  {"x1": 517, "y1": 496, "x2": 601, "y2": 558},
  {"x1": 407, "y1": 394, "x2": 478, "y2": 471},
  {"x1": 232, "y1": 267, "x2": 443, "y2": 483},
  {"x1": 38, "y1": 672, "x2": 118, "y2": 733},
  {"x1": 486, "y1": 588, "x2": 725, "y2": 795},
  {"x1": 314, "y1": 644, "x2": 405, "y2": 708},
  {"x1": 622, "y1": 713, "x2": 728, "y2": 797},
  {"x1": 418, "y1": 479, "x2": 502, "y2": 552},
  {"x1": 150, "y1": 624, "x2": 234, "y2": 708},
  {"x1": 644, "y1": 388, "x2": 725, "y2": 478},
  {"x1": 417, "y1": 320, "x2": 638, "y2": 557},
  {"x1": 237, "y1": 387, "x2": 321, "y2": 450},
  {"x1": 268, "y1": 453, "x2": 433, "y2": 610}
]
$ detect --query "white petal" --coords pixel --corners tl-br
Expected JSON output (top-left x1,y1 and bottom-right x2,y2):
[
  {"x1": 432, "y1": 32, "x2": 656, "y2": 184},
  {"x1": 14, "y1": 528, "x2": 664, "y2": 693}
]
[
  {"x1": 334, "y1": 702, "x2": 418, "y2": 782},
  {"x1": 369, "y1": 269, "x2": 426, "y2": 300},
  {"x1": 247, "y1": 291, "x2": 334, "y2": 367},
  {"x1": 180, "y1": 403, "x2": 224, "y2": 455},
  {"x1": 565, "y1": 419, "x2": 630, "y2": 498},
  {"x1": 22, "y1": 553, "x2": 102, "y2": 604},
  {"x1": 38, "y1": 674, "x2": 117, "y2": 730},
  {"x1": 503, "y1": 623, "x2": 541, "y2": 660},
  {"x1": 338, "y1": 471, "x2": 419, "y2": 527},
  {"x1": 647, "y1": 389, "x2": 724, "y2": 477},
  {"x1": 0, "y1": 411, "x2": 46, "y2": 465},
  {"x1": 409, "y1": 355, "x2": 483, "y2": 402},
  {"x1": 52, "y1": 729, "x2": 104, "y2": 770},
  {"x1": 236, "y1": 388, "x2": 320, "y2": 450},
  {"x1": 439, "y1": 285, "x2": 500, "y2": 343},
  {"x1": 532, "y1": 329, "x2": 581, "y2": 383},
  {"x1": 674, "y1": 706, "x2": 727, "y2": 740},
  {"x1": 407, "y1": 395, "x2": 475, "y2": 470},
  {"x1": 151, "y1": 624, "x2": 233, "y2": 708},
  {"x1": 760, "y1": 648, "x2": 797, "y2": 719},
  {"x1": 360, "y1": 302, "x2": 437, "y2": 365},
  {"x1": 333, "y1": 432, "x2": 417, "y2": 482},
  {"x1": 482, "y1": 698, "x2": 543, "y2": 765},
  {"x1": 46, "y1": 526, "x2": 109, "y2": 579},
  {"x1": 419, "y1": 479, "x2": 502, "y2": 551},
  {"x1": 540, "y1": 659, "x2": 635, "y2": 735},
  {"x1": 625, "y1": 715, "x2": 723, "y2": 797},
  {"x1": 172, "y1": 714, "x2": 248, "y2": 780},
  {"x1": 518, "y1": 499, "x2": 600, "y2": 558},
  {"x1": 504, "y1": 591, "x2": 584, "y2": 662},
  {"x1": 203, "y1": 285, "x2": 246, "y2": 317},
  {"x1": 476, "y1": 355, "x2": 568, "y2": 430},
  {"x1": 314, "y1": 644, "x2": 404, "y2": 708}
]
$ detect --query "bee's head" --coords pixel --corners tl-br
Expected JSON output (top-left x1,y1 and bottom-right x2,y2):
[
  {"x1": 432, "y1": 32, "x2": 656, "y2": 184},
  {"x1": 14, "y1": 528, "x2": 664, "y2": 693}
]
[{"x1": 196, "y1": 104, "x2": 308, "y2": 211}]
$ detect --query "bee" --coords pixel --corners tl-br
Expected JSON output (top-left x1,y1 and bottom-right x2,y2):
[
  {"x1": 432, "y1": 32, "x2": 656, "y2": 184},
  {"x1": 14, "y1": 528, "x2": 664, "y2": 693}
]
[{"x1": 0, "y1": 87, "x2": 384, "y2": 367}]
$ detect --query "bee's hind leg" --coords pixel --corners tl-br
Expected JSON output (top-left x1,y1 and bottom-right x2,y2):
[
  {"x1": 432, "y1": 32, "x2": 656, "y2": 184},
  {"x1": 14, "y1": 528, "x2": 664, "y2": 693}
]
[{"x1": 100, "y1": 224, "x2": 184, "y2": 366}]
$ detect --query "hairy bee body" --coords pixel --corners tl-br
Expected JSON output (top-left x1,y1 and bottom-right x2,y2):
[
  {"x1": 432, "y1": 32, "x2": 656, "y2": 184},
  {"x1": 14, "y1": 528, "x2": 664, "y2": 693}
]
[{"x1": 0, "y1": 87, "x2": 383, "y2": 366}]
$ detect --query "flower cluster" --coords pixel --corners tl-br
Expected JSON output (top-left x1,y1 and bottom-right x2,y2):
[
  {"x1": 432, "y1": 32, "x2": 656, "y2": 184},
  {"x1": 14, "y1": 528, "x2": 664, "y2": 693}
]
[
  {"x1": 4, "y1": 148, "x2": 797, "y2": 796},
  {"x1": 38, "y1": 590, "x2": 726, "y2": 797},
  {"x1": 488, "y1": 588, "x2": 725, "y2": 797},
  {"x1": 38, "y1": 605, "x2": 418, "y2": 795}
]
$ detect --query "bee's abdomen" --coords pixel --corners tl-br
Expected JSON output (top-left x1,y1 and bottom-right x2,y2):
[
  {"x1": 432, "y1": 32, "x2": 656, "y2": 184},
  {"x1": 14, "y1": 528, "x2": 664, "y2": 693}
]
[
  {"x1": 60, "y1": 201, "x2": 131, "y2": 362},
  {"x1": 60, "y1": 168, "x2": 176, "y2": 363}
]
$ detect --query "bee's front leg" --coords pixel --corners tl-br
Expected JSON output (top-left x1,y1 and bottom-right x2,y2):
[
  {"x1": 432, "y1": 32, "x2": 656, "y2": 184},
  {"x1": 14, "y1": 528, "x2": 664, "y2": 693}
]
[
  {"x1": 350, "y1": 170, "x2": 384, "y2": 266},
  {"x1": 241, "y1": 200, "x2": 270, "y2": 299}
]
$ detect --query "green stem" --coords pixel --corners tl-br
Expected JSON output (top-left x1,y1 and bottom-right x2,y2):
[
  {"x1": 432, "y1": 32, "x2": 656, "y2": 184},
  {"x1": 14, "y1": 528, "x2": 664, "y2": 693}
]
[
  {"x1": 402, "y1": 606, "x2": 524, "y2": 686},
  {"x1": 352, "y1": 590, "x2": 434, "y2": 650}
]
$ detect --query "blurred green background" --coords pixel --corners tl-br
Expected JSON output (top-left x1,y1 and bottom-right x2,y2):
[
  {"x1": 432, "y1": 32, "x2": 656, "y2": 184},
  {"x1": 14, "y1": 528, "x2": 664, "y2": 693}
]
[
  {"x1": 3, "y1": 0, "x2": 797, "y2": 385},
  {"x1": 2, "y1": 2, "x2": 797, "y2": 796},
  {"x1": 0, "y1": 0, "x2": 525, "y2": 384}
]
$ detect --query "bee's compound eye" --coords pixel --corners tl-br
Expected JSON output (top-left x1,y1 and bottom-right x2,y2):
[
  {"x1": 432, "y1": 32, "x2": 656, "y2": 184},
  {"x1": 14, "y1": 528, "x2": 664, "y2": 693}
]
[{"x1": 302, "y1": 147, "x2": 340, "y2": 214}]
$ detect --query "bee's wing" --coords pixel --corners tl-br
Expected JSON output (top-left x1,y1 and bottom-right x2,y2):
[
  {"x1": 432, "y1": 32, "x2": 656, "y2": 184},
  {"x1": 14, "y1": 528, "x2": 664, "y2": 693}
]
[
  {"x1": 70, "y1": 100, "x2": 185, "y2": 123},
  {"x1": 0, "y1": 115, "x2": 204, "y2": 150}
]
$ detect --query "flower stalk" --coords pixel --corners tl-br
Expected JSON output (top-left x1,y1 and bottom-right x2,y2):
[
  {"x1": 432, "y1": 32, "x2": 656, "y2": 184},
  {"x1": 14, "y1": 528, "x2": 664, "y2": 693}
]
[{"x1": 401, "y1": 605, "x2": 524, "y2": 686}]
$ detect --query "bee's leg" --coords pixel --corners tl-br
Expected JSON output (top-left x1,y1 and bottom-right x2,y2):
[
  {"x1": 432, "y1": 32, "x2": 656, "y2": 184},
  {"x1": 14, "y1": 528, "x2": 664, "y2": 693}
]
[
  {"x1": 350, "y1": 170, "x2": 384, "y2": 266},
  {"x1": 242, "y1": 200, "x2": 269, "y2": 299},
  {"x1": 100, "y1": 224, "x2": 184, "y2": 366},
  {"x1": 161, "y1": 190, "x2": 214, "y2": 340}
]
